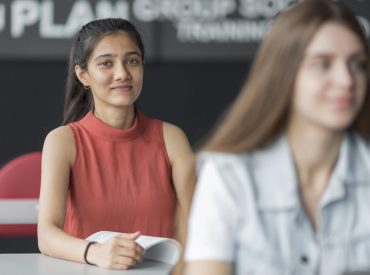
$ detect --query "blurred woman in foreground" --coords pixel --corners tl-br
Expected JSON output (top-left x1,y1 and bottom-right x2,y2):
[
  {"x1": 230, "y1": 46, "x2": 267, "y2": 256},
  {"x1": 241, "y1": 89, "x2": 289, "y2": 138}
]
[{"x1": 185, "y1": 1, "x2": 370, "y2": 274}]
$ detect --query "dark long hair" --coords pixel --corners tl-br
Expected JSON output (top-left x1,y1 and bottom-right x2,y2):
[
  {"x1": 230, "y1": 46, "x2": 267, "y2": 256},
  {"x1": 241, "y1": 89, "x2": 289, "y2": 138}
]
[
  {"x1": 62, "y1": 18, "x2": 145, "y2": 125},
  {"x1": 203, "y1": 0, "x2": 370, "y2": 153}
]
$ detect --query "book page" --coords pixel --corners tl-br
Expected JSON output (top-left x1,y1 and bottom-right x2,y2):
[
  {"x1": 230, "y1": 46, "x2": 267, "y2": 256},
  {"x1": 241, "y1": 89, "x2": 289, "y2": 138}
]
[
  {"x1": 86, "y1": 231, "x2": 120, "y2": 243},
  {"x1": 86, "y1": 231, "x2": 181, "y2": 265},
  {"x1": 137, "y1": 235, "x2": 181, "y2": 265}
]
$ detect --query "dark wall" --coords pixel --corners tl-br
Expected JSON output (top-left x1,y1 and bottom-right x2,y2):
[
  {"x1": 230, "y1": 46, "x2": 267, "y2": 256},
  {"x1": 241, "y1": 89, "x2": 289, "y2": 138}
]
[{"x1": 0, "y1": 60, "x2": 251, "y2": 165}]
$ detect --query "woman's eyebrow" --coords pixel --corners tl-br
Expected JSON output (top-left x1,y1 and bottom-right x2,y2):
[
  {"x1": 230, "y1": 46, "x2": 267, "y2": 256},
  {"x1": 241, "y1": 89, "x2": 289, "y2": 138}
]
[{"x1": 94, "y1": 51, "x2": 142, "y2": 61}]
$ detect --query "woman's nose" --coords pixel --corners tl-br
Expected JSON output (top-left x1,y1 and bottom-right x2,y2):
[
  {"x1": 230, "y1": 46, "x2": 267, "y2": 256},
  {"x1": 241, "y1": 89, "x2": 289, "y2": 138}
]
[
  {"x1": 114, "y1": 64, "x2": 131, "y2": 81},
  {"x1": 333, "y1": 62, "x2": 354, "y2": 90}
]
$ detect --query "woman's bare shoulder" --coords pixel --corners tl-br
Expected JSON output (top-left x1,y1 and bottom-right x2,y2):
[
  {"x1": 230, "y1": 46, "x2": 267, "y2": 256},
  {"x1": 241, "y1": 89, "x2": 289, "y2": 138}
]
[
  {"x1": 45, "y1": 125, "x2": 74, "y2": 146},
  {"x1": 43, "y1": 125, "x2": 75, "y2": 164}
]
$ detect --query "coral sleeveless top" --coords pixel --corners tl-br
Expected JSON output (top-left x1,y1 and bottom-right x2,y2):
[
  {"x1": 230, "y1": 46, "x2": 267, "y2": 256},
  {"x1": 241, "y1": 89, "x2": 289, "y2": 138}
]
[{"x1": 64, "y1": 111, "x2": 176, "y2": 239}]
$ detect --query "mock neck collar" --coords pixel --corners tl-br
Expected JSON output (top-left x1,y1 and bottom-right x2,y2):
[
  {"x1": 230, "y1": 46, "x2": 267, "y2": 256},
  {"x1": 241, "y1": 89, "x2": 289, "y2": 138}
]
[{"x1": 77, "y1": 111, "x2": 144, "y2": 142}]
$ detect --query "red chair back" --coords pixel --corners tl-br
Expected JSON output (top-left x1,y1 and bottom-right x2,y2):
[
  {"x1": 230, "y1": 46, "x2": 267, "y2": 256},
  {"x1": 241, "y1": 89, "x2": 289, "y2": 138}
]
[{"x1": 0, "y1": 152, "x2": 42, "y2": 237}]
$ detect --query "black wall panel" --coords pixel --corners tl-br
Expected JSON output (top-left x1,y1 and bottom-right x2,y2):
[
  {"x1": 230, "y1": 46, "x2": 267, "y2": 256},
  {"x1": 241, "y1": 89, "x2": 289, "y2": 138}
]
[{"x1": 0, "y1": 61, "x2": 250, "y2": 164}]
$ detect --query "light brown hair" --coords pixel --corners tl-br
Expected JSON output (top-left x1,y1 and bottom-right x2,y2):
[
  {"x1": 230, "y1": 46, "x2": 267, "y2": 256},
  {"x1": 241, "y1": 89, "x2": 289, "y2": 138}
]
[{"x1": 203, "y1": 0, "x2": 370, "y2": 153}]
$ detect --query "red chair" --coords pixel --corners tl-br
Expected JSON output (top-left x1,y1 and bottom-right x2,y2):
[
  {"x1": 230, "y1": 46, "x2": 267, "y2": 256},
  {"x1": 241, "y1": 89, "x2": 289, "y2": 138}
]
[{"x1": 0, "y1": 152, "x2": 42, "y2": 237}]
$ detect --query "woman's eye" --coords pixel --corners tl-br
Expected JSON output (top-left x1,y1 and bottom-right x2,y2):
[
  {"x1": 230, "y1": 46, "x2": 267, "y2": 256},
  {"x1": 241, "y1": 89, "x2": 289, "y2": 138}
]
[
  {"x1": 349, "y1": 59, "x2": 367, "y2": 72},
  {"x1": 127, "y1": 59, "x2": 141, "y2": 65},
  {"x1": 99, "y1": 61, "x2": 111, "y2": 67},
  {"x1": 312, "y1": 59, "x2": 330, "y2": 71}
]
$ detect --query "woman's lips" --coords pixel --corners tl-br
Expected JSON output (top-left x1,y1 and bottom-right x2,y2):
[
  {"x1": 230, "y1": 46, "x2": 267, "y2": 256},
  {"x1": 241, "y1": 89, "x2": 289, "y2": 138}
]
[
  {"x1": 329, "y1": 96, "x2": 353, "y2": 109},
  {"x1": 112, "y1": 85, "x2": 132, "y2": 92}
]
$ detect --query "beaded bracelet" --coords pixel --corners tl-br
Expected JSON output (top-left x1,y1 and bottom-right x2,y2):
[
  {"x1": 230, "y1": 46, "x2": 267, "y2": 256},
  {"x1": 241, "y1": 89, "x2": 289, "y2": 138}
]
[{"x1": 84, "y1": 241, "x2": 97, "y2": 265}]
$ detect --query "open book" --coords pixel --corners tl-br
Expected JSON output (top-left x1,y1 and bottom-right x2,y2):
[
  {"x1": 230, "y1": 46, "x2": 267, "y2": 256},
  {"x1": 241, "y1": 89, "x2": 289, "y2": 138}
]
[{"x1": 86, "y1": 231, "x2": 181, "y2": 266}]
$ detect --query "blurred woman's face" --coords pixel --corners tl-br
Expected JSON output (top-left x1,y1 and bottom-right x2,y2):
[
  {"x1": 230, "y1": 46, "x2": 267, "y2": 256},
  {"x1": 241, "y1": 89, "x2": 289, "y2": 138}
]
[{"x1": 291, "y1": 22, "x2": 367, "y2": 133}]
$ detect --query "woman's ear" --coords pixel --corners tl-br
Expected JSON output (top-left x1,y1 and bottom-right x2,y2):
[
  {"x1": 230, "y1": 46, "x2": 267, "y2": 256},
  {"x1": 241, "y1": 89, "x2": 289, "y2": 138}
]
[{"x1": 75, "y1": 65, "x2": 89, "y2": 87}]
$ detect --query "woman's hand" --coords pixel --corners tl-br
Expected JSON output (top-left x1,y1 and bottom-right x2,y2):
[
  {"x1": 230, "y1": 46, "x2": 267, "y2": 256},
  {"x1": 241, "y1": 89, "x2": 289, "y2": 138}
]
[{"x1": 88, "y1": 231, "x2": 144, "y2": 269}]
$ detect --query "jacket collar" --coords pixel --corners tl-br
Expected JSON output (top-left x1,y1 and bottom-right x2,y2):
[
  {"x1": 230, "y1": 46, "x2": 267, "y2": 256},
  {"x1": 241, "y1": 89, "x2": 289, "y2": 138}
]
[
  {"x1": 251, "y1": 136, "x2": 300, "y2": 210},
  {"x1": 251, "y1": 133, "x2": 370, "y2": 211},
  {"x1": 321, "y1": 133, "x2": 370, "y2": 207}
]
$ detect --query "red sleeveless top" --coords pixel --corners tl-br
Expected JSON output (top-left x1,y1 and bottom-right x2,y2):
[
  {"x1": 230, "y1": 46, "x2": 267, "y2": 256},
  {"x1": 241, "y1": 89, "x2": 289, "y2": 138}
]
[{"x1": 63, "y1": 111, "x2": 176, "y2": 239}]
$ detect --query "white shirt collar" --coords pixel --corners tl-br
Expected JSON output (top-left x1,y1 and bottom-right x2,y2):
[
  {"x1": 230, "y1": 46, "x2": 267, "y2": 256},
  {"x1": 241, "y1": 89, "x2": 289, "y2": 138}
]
[{"x1": 252, "y1": 133, "x2": 370, "y2": 211}]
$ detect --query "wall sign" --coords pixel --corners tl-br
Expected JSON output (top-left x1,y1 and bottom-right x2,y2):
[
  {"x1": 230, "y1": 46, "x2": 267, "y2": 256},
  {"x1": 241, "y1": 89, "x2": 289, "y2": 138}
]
[{"x1": 0, "y1": 0, "x2": 369, "y2": 61}]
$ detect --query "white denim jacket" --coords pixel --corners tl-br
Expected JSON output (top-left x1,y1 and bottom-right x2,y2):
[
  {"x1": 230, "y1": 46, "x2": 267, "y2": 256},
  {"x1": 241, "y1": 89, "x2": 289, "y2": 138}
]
[{"x1": 185, "y1": 132, "x2": 370, "y2": 275}]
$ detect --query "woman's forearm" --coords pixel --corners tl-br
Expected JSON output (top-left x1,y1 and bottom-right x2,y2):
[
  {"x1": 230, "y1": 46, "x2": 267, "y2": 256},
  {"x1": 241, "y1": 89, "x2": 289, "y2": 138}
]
[{"x1": 38, "y1": 223, "x2": 88, "y2": 263}]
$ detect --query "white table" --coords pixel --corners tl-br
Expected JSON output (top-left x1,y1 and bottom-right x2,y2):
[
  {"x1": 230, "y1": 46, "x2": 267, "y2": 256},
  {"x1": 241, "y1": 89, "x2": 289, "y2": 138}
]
[{"x1": 0, "y1": 254, "x2": 172, "y2": 275}]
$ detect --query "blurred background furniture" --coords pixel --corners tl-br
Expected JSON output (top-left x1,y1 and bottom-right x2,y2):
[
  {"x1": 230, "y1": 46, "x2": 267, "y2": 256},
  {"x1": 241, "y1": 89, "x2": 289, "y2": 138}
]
[{"x1": 0, "y1": 151, "x2": 41, "y2": 253}]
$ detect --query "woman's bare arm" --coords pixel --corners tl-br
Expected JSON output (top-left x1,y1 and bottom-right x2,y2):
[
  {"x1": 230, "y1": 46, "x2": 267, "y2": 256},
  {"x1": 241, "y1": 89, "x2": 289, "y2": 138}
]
[
  {"x1": 162, "y1": 122, "x2": 195, "y2": 215},
  {"x1": 37, "y1": 126, "x2": 143, "y2": 269}
]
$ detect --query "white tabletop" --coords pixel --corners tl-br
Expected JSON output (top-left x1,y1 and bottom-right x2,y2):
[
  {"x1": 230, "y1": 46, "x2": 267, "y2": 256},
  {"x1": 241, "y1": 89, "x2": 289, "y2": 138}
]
[
  {"x1": 0, "y1": 254, "x2": 172, "y2": 275},
  {"x1": 0, "y1": 199, "x2": 38, "y2": 224}
]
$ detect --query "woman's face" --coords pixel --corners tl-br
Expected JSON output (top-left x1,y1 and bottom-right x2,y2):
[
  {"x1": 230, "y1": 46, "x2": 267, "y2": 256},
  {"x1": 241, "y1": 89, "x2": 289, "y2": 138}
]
[
  {"x1": 291, "y1": 22, "x2": 367, "y2": 132},
  {"x1": 77, "y1": 31, "x2": 144, "y2": 111}
]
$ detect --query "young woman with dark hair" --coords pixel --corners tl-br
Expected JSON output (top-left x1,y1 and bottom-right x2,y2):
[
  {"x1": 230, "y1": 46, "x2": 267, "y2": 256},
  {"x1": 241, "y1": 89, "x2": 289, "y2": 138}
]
[
  {"x1": 37, "y1": 18, "x2": 194, "y2": 270},
  {"x1": 185, "y1": 1, "x2": 370, "y2": 274}
]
